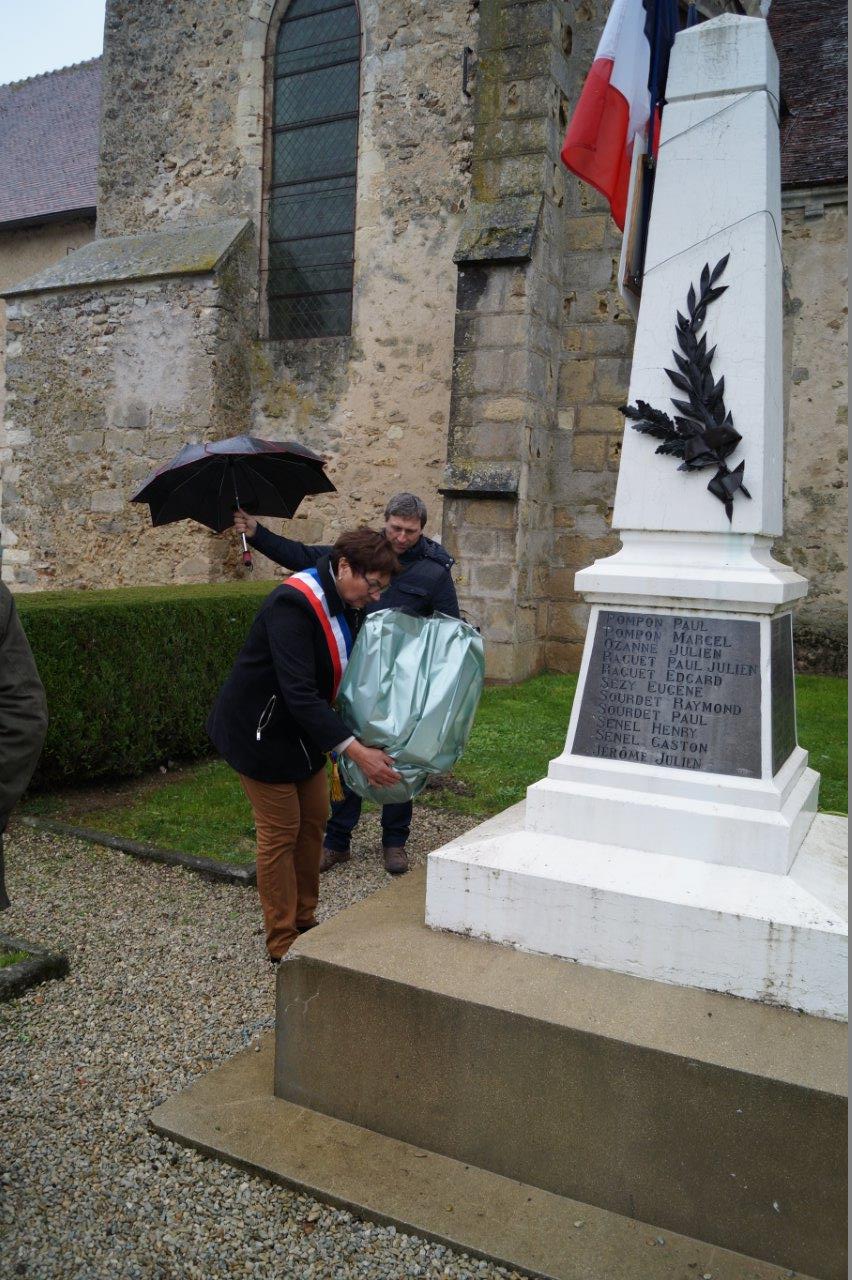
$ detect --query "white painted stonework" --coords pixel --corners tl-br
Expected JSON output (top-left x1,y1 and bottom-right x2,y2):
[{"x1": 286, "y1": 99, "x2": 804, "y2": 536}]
[
  {"x1": 575, "y1": 532, "x2": 806, "y2": 612},
  {"x1": 426, "y1": 15, "x2": 848, "y2": 1021},
  {"x1": 426, "y1": 806, "x2": 847, "y2": 1021},
  {"x1": 614, "y1": 15, "x2": 783, "y2": 537}
]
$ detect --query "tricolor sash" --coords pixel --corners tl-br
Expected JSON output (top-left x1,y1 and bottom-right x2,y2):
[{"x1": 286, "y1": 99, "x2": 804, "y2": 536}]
[{"x1": 282, "y1": 568, "x2": 354, "y2": 700}]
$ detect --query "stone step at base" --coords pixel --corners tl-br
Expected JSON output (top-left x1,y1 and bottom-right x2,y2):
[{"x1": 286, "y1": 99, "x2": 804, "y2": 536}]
[{"x1": 150, "y1": 1035, "x2": 819, "y2": 1280}]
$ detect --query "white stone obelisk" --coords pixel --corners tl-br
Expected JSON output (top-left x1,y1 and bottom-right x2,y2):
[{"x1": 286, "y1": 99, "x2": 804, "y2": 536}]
[{"x1": 426, "y1": 15, "x2": 847, "y2": 1020}]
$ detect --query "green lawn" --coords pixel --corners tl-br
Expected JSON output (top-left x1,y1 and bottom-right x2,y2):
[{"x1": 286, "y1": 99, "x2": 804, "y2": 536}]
[
  {"x1": 73, "y1": 767, "x2": 257, "y2": 866},
  {"x1": 0, "y1": 950, "x2": 29, "y2": 969},
  {"x1": 27, "y1": 673, "x2": 847, "y2": 862},
  {"x1": 796, "y1": 675, "x2": 848, "y2": 814}
]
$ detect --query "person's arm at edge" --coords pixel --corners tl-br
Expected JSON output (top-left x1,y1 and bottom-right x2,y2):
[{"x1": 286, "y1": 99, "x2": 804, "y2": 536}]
[
  {"x1": 249, "y1": 524, "x2": 330, "y2": 571},
  {"x1": 234, "y1": 510, "x2": 329, "y2": 571},
  {"x1": 0, "y1": 590, "x2": 48, "y2": 825}
]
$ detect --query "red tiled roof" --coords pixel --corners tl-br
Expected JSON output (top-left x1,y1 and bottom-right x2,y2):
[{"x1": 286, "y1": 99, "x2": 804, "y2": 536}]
[
  {"x1": 769, "y1": 0, "x2": 848, "y2": 189},
  {"x1": 0, "y1": 59, "x2": 101, "y2": 228}
]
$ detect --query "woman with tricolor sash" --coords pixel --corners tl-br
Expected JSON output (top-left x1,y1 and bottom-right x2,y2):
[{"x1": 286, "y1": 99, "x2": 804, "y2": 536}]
[{"x1": 208, "y1": 529, "x2": 401, "y2": 963}]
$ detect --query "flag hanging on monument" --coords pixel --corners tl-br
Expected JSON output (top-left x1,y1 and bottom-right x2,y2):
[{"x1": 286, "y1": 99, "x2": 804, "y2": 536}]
[{"x1": 560, "y1": 0, "x2": 678, "y2": 231}]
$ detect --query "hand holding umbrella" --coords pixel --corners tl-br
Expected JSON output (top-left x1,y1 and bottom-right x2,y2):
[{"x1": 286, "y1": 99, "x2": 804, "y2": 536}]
[
  {"x1": 131, "y1": 435, "x2": 335, "y2": 572},
  {"x1": 233, "y1": 508, "x2": 258, "y2": 563},
  {"x1": 232, "y1": 509, "x2": 257, "y2": 568}
]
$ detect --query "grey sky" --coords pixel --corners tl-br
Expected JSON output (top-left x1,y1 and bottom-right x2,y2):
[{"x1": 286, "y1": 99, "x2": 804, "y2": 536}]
[{"x1": 0, "y1": 0, "x2": 106, "y2": 86}]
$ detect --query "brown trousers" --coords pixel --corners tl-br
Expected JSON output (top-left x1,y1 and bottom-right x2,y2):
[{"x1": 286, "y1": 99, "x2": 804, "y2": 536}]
[{"x1": 239, "y1": 768, "x2": 329, "y2": 960}]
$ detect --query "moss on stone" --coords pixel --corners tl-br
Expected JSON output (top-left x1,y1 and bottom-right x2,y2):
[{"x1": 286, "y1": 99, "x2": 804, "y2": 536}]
[{"x1": 4, "y1": 220, "x2": 251, "y2": 298}]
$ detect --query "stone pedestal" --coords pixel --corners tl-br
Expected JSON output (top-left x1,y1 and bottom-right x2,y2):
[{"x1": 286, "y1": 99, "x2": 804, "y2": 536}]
[
  {"x1": 151, "y1": 870, "x2": 848, "y2": 1280},
  {"x1": 532, "y1": 602, "x2": 815, "y2": 876}
]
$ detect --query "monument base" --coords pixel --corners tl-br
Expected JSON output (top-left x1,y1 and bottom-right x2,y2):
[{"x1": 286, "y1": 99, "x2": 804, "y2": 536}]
[
  {"x1": 527, "y1": 748, "x2": 820, "y2": 877},
  {"x1": 574, "y1": 532, "x2": 807, "y2": 612},
  {"x1": 548, "y1": 586, "x2": 816, "y2": 878},
  {"x1": 152, "y1": 868, "x2": 846, "y2": 1280},
  {"x1": 426, "y1": 806, "x2": 847, "y2": 1020}
]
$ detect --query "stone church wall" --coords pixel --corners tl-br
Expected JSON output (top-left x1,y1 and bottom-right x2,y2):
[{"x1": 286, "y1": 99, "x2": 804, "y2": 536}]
[
  {"x1": 2, "y1": 263, "x2": 249, "y2": 588},
  {"x1": 0, "y1": 218, "x2": 97, "y2": 578},
  {"x1": 544, "y1": 0, "x2": 635, "y2": 675},
  {"x1": 96, "y1": 0, "x2": 478, "y2": 568},
  {"x1": 435, "y1": 0, "x2": 646, "y2": 680},
  {"x1": 440, "y1": 0, "x2": 579, "y2": 682},
  {"x1": 0, "y1": 0, "x2": 845, "y2": 674},
  {"x1": 777, "y1": 196, "x2": 848, "y2": 672}
]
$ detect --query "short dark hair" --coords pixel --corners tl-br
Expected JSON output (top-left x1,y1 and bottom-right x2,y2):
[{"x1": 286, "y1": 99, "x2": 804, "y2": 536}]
[
  {"x1": 331, "y1": 529, "x2": 401, "y2": 578},
  {"x1": 384, "y1": 492, "x2": 427, "y2": 527}
]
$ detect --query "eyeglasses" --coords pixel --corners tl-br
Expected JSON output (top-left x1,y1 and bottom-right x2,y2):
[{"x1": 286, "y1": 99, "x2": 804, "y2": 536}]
[{"x1": 364, "y1": 577, "x2": 385, "y2": 593}]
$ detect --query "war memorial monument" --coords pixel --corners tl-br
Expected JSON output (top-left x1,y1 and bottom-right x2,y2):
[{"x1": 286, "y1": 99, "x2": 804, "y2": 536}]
[{"x1": 152, "y1": 17, "x2": 847, "y2": 1280}]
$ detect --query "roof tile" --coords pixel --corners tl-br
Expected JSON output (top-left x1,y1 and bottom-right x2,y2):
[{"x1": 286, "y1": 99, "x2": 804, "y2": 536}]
[
  {"x1": 769, "y1": 0, "x2": 848, "y2": 189},
  {"x1": 0, "y1": 59, "x2": 101, "y2": 227}
]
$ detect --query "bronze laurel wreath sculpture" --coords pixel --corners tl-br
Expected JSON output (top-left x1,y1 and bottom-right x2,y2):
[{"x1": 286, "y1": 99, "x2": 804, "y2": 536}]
[{"x1": 621, "y1": 254, "x2": 750, "y2": 522}]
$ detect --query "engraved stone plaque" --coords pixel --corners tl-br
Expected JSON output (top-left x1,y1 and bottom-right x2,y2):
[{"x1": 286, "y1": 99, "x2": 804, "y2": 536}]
[
  {"x1": 771, "y1": 613, "x2": 797, "y2": 775},
  {"x1": 572, "y1": 610, "x2": 762, "y2": 778}
]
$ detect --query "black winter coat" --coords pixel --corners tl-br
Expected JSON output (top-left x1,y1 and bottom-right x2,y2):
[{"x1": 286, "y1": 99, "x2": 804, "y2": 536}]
[
  {"x1": 249, "y1": 525, "x2": 460, "y2": 619},
  {"x1": 0, "y1": 585, "x2": 48, "y2": 829},
  {"x1": 0, "y1": 584, "x2": 48, "y2": 911},
  {"x1": 207, "y1": 556, "x2": 359, "y2": 784}
]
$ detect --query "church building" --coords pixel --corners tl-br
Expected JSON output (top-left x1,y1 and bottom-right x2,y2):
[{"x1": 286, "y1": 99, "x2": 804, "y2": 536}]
[{"x1": 0, "y1": 0, "x2": 846, "y2": 677}]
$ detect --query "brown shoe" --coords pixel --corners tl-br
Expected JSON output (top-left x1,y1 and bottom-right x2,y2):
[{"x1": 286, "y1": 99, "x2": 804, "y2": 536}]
[
  {"x1": 383, "y1": 845, "x2": 409, "y2": 875},
  {"x1": 320, "y1": 844, "x2": 350, "y2": 873}
]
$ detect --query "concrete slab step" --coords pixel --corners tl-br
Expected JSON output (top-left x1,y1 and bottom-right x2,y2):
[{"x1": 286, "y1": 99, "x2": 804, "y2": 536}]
[
  {"x1": 150, "y1": 1035, "x2": 815, "y2": 1280},
  {"x1": 271, "y1": 868, "x2": 845, "y2": 1278}
]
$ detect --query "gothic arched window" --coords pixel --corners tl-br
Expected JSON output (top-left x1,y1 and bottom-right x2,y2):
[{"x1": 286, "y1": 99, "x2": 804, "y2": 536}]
[{"x1": 266, "y1": 0, "x2": 361, "y2": 340}]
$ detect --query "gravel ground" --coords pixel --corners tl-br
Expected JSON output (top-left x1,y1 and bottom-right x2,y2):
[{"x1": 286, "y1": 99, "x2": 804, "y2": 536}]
[{"x1": 0, "y1": 807, "x2": 528, "y2": 1280}]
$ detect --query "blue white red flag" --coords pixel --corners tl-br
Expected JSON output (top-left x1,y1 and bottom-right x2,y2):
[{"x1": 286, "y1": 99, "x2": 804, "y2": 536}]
[{"x1": 560, "y1": 0, "x2": 678, "y2": 230}]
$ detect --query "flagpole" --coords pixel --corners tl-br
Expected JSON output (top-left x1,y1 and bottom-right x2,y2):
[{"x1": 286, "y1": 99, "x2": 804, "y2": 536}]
[{"x1": 636, "y1": 0, "x2": 679, "y2": 287}]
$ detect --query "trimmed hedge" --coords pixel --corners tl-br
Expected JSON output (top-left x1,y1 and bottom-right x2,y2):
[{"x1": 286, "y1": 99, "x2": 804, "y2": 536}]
[{"x1": 18, "y1": 581, "x2": 274, "y2": 789}]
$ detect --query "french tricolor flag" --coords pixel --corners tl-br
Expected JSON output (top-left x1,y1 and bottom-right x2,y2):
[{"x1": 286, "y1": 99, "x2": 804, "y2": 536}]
[{"x1": 561, "y1": 0, "x2": 678, "y2": 231}]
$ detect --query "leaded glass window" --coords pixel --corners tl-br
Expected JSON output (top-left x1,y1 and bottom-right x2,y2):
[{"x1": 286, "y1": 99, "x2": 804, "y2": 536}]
[{"x1": 268, "y1": 0, "x2": 360, "y2": 339}]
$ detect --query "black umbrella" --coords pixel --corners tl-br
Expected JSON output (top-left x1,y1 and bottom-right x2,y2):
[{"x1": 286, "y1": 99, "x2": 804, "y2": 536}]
[{"x1": 131, "y1": 435, "x2": 336, "y2": 569}]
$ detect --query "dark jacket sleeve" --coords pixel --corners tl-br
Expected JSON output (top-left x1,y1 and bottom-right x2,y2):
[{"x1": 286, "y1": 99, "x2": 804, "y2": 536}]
[
  {"x1": 0, "y1": 588, "x2": 48, "y2": 829},
  {"x1": 265, "y1": 596, "x2": 352, "y2": 750},
  {"x1": 249, "y1": 524, "x2": 331, "y2": 571},
  {"x1": 431, "y1": 567, "x2": 460, "y2": 618}
]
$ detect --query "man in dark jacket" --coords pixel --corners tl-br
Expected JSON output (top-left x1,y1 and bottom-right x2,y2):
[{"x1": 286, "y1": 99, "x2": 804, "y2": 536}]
[
  {"x1": 234, "y1": 492, "x2": 459, "y2": 876},
  {"x1": 0, "y1": 583, "x2": 48, "y2": 909}
]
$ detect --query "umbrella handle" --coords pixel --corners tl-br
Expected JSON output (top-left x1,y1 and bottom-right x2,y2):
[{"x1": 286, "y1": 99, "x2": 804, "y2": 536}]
[{"x1": 231, "y1": 468, "x2": 252, "y2": 569}]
